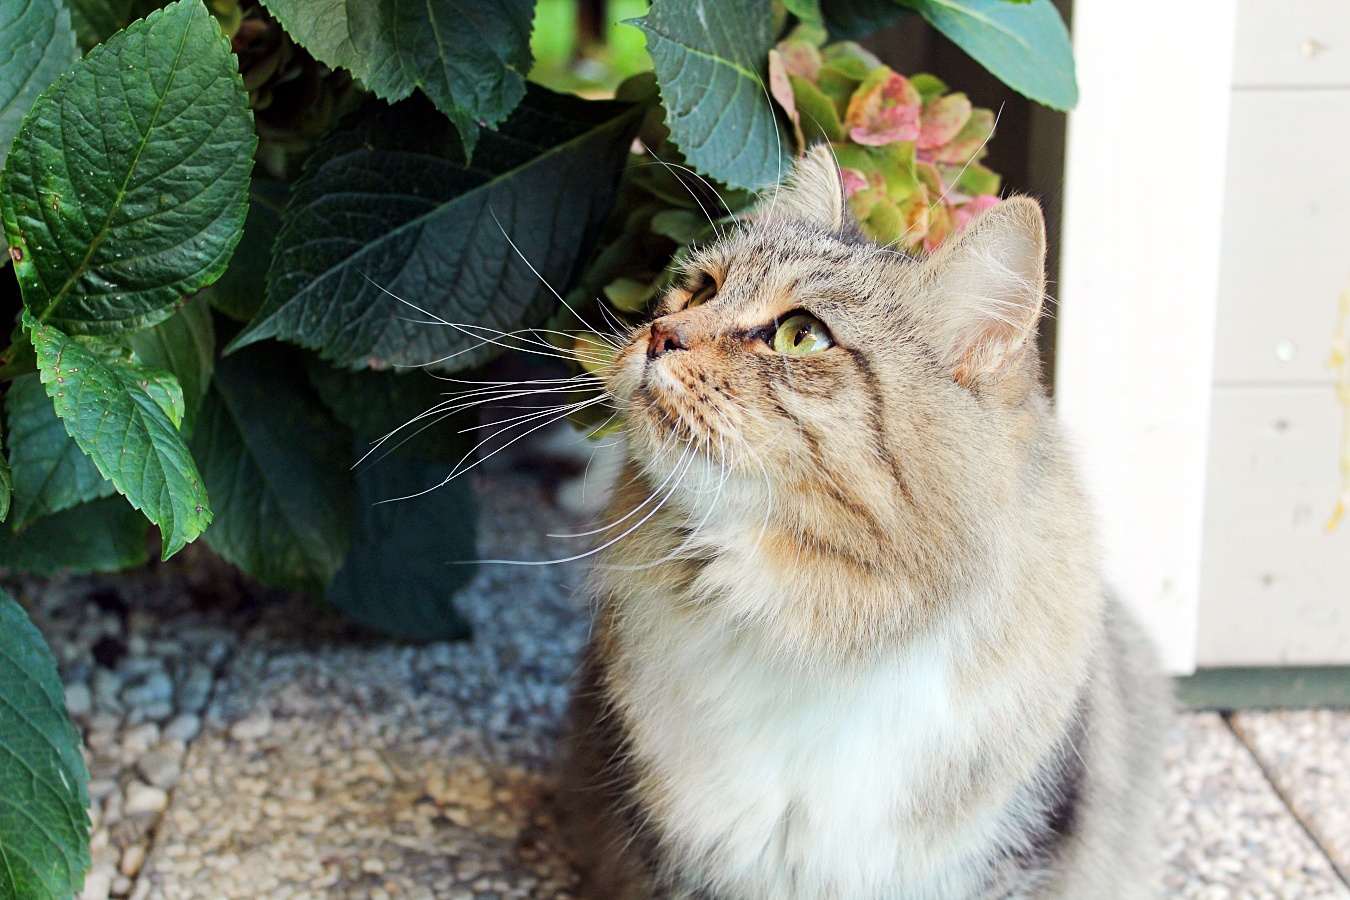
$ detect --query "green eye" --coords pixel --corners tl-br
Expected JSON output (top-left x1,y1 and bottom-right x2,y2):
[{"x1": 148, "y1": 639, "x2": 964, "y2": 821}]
[
  {"x1": 772, "y1": 313, "x2": 833, "y2": 355},
  {"x1": 687, "y1": 280, "x2": 717, "y2": 308}
]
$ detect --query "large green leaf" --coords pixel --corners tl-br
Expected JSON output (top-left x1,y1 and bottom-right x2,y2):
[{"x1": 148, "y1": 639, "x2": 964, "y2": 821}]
[
  {"x1": 630, "y1": 0, "x2": 790, "y2": 190},
  {"x1": 327, "y1": 446, "x2": 475, "y2": 641},
  {"x1": 120, "y1": 294, "x2": 215, "y2": 436},
  {"x1": 0, "y1": 495, "x2": 147, "y2": 575},
  {"x1": 0, "y1": 588, "x2": 90, "y2": 898},
  {"x1": 191, "y1": 344, "x2": 354, "y2": 598},
  {"x1": 0, "y1": 0, "x2": 77, "y2": 170},
  {"x1": 306, "y1": 362, "x2": 476, "y2": 465},
  {"x1": 897, "y1": 0, "x2": 1077, "y2": 110},
  {"x1": 0, "y1": 0, "x2": 255, "y2": 335},
  {"x1": 232, "y1": 88, "x2": 642, "y2": 371},
  {"x1": 209, "y1": 179, "x2": 288, "y2": 323},
  {"x1": 0, "y1": 423, "x2": 10, "y2": 523},
  {"x1": 258, "y1": 0, "x2": 534, "y2": 159},
  {"x1": 5, "y1": 373, "x2": 115, "y2": 529},
  {"x1": 63, "y1": 0, "x2": 166, "y2": 51},
  {"x1": 25, "y1": 313, "x2": 211, "y2": 557}
]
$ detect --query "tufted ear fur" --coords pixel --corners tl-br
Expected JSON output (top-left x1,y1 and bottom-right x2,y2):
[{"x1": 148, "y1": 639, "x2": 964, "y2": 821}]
[
  {"x1": 756, "y1": 144, "x2": 847, "y2": 232},
  {"x1": 921, "y1": 197, "x2": 1047, "y2": 388}
]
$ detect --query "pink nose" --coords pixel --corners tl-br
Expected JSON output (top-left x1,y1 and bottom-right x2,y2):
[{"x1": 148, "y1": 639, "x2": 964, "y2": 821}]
[{"x1": 647, "y1": 319, "x2": 687, "y2": 359}]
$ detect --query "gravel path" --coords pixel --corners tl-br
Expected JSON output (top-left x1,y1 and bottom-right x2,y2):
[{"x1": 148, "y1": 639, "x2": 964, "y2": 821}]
[{"x1": 10, "y1": 468, "x2": 1350, "y2": 899}]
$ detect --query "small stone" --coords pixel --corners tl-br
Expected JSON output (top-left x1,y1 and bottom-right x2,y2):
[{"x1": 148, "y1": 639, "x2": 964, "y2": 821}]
[
  {"x1": 123, "y1": 782, "x2": 167, "y2": 816},
  {"x1": 122, "y1": 671, "x2": 173, "y2": 709},
  {"x1": 163, "y1": 713, "x2": 201, "y2": 742},
  {"x1": 110, "y1": 874, "x2": 132, "y2": 896},
  {"x1": 119, "y1": 843, "x2": 146, "y2": 877},
  {"x1": 79, "y1": 864, "x2": 115, "y2": 900},
  {"x1": 121, "y1": 723, "x2": 159, "y2": 761},
  {"x1": 178, "y1": 664, "x2": 213, "y2": 714},
  {"x1": 361, "y1": 858, "x2": 386, "y2": 874},
  {"x1": 64, "y1": 682, "x2": 93, "y2": 719},
  {"x1": 229, "y1": 711, "x2": 272, "y2": 742},
  {"x1": 88, "y1": 779, "x2": 118, "y2": 801},
  {"x1": 137, "y1": 751, "x2": 181, "y2": 790}
]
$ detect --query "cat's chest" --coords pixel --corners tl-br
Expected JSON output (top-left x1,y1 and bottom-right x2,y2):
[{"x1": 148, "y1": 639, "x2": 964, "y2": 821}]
[{"x1": 610, "y1": 598, "x2": 1008, "y2": 898}]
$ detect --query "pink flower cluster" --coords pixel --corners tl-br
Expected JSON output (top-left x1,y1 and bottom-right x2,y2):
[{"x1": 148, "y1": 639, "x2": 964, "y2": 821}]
[{"x1": 769, "y1": 40, "x2": 1003, "y2": 253}]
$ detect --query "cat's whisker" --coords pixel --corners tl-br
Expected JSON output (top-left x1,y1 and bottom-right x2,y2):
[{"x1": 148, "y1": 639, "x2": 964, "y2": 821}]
[
  {"x1": 631, "y1": 153, "x2": 727, "y2": 243},
  {"x1": 549, "y1": 432, "x2": 686, "y2": 540}
]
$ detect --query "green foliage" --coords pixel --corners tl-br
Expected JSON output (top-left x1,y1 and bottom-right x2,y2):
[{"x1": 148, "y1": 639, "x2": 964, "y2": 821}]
[
  {"x1": 0, "y1": 0, "x2": 255, "y2": 336},
  {"x1": 233, "y1": 88, "x2": 643, "y2": 370},
  {"x1": 258, "y1": 0, "x2": 533, "y2": 159},
  {"x1": 0, "y1": 588, "x2": 90, "y2": 898},
  {"x1": 27, "y1": 312, "x2": 212, "y2": 557},
  {"x1": 898, "y1": 0, "x2": 1077, "y2": 110},
  {"x1": 0, "y1": 0, "x2": 77, "y2": 169},
  {"x1": 190, "y1": 344, "x2": 353, "y2": 599},
  {"x1": 631, "y1": 0, "x2": 791, "y2": 191},
  {"x1": 5, "y1": 374, "x2": 116, "y2": 528},
  {"x1": 328, "y1": 448, "x2": 477, "y2": 641},
  {"x1": 0, "y1": 496, "x2": 148, "y2": 575}
]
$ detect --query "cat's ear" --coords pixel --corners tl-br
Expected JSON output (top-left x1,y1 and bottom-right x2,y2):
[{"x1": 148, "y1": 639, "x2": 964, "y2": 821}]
[
  {"x1": 757, "y1": 144, "x2": 847, "y2": 232},
  {"x1": 922, "y1": 197, "x2": 1046, "y2": 387}
]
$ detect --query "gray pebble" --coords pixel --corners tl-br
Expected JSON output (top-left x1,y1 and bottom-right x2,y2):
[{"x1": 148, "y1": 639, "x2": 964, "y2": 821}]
[
  {"x1": 123, "y1": 781, "x2": 167, "y2": 816},
  {"x1": 228, "y1": 711, "x2": 272, "y2": 742},
  {"x1": 122, "y1": 671, "x2": 173, "y2": 709},
  {"x1": 163, "y1": 713, "x2": 201, "y2": 742},
  {"x1": 136, "y1": 750, "x2": 182, "y2": 790},
  {"x1": 64, "y1": 681, "x2": 93, "y2": 719}
]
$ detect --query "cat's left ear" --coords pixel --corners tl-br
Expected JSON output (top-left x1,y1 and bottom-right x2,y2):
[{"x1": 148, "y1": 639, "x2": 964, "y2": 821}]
[
  {"x1": 756, "y1": 144, "x2": 847, "y2": 232},
  {"x1": 921, "y1": 197, "x2": 1046, "y2": 387}
]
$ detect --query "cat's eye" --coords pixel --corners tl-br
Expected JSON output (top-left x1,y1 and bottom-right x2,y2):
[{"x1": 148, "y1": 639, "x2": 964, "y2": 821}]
[
  {"x1": 772, "y1": 313, "x2": 833, "y2": 355},
  {"x1": 686, "y1": 277, "x2": 717, "y2": 308}
]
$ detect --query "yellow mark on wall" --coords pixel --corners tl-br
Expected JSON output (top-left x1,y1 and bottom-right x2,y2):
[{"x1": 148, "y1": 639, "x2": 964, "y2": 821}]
[{"x1": 1328, "y1": 276, "x2": 1350, "y2": 532}]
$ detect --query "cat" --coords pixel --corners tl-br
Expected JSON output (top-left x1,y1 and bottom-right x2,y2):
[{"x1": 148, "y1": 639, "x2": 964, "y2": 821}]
[{"x1": 558, "y1": 145, "x2": 1168, "y2": 899}]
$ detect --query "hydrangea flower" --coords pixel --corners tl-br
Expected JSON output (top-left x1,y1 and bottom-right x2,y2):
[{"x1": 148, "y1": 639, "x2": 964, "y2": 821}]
[{"x1": 769, "y1": 38, "x2": 1003, "y2": 254}]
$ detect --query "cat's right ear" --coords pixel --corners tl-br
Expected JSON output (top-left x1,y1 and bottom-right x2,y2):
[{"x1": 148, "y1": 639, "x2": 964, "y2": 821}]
[
  {"x1": 921, "y1": 197, "x2": 1047, "y2": 388},
  {"x1": 756, "y1": 144, "x2": 848, "y2": 232}
]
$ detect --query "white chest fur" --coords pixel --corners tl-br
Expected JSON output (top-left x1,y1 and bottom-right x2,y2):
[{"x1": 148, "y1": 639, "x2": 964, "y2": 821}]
[{"x1": 609, "y1": 585, "x2": 1026, "y2": 900}]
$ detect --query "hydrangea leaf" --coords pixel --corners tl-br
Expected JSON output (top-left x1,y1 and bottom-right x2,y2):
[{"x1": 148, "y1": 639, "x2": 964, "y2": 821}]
[
  {"x1": 231, "y1": 88, "x2": 642, "y2": 371},
  {"x1": 306, "y1": 362, "x2": 476, "y2": 466},
  {"x1": 630, "y1": 0, "x2": 791, "y2": 190},
  {"x1": 897, "y1": 0, "x2": 1077, "y2": 110},
  {"x1": 62, "y1": 0, "x2": 167, "y2": 51},
  {"x1": 0, "y1": 0, "x2": 255, "y2": 335},
  {"x1": 25, "y1": 313, "x2": 210, "y2": 558},
  {"x1": 0, "y1": 496, "x2": 148, "y2": 575},
  {"x1": 190, "y1": 344, "x2": 354, "y2": 599},
  {"x1": 5, "y1": 374, "x2": 116, "y2": 529},
  {"x1": 119, "y1": 295, "x2": 215, "y2": 436},
  {"x1": 0, "y1": 0, "x2": 77, "y2": 169},
  {"x1": 822, "y1": 0, "x2": 910, "y2": 41},
  {"x1": 0, "y1": 587, "x2": 90, "y2": 898},
  {"x1": 208, "y1": 179, "x2": 288, "y2": 324},
  {"x1": 327, "y1": 446, "x2": 475, "y2": 641},
  {"x1": 258, "y1": 0, "x2": 533, "y2": 158}
]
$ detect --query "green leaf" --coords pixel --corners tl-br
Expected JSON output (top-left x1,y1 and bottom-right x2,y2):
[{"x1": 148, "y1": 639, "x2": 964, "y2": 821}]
[
  {"x1": 232, "y1": 88, "x2": 642, "y2": 371},
  {"x1": 25, "y1": 313, "x2": 210, "y2": 557},
  {"x1": 822, "y1": 0, "x2": 910, "y2": 40},
  {"x1": 190, "y1": 344, "x2": 353, "y2": 598},
  {"x1": 783, "y1": 0, "x2": 824, "y2": 30},
  {"x1": 897, "y1": 0, "x2": 1077, "y2": 110},
  {"x1": 0, "y1": 425, "x2": 10, "y2": 523},
  {"x1": 0, "y1": 0, "x2": 256, "y2": 335},
  {"x1": 5, "y1": 374, "x2": 115, "y2": 529},
  {"x1": 0, "y1": 588, "x2": 90, "y2": 898},
  {"x1": 0, "y1": 495, "x2": 147, "y2": 575},
  {"x1": 630, "y1": 0, "x2": 789, "y2": 191},
  {"x1": 63, "y1": 0, "x2": 167, "y2": 51},
  {"x1": 0, "y1": 0, "x2": 77, "y2": 170},
  {"x1": 120, "y1": 295, "x2": 214, "y2": 436},
  {"x1": 327, "y1": 446, "x2": 475, "y2": 641},
  {"x1": 258, "y1": 0, "x2": 534, "y2": 159},
  {"x1": 306, "y1": 362, "x2": 476, "y2": 465},
  {"x1": 209, "y1": 179, "x2": 287, "y2": 323}
]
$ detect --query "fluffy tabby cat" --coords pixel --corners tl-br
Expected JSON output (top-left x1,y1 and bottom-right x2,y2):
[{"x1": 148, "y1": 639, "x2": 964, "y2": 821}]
[{"x1": 560, "y1": 146, "x2": 1167, "y2": 899}]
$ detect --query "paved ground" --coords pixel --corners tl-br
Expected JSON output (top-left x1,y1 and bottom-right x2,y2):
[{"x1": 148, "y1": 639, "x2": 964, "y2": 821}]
[{"x1": 11, "y1": 470, "x2": 1350, "y2": 899}]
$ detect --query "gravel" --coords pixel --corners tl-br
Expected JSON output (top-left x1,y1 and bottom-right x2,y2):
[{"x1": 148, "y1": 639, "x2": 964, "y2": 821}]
[
  {"x1": 12, "y1": 461, "x2": 1350, "y2": 898},
  {"x1": 1231, "y1": 710, "x2": 1350, "y2": 884}
]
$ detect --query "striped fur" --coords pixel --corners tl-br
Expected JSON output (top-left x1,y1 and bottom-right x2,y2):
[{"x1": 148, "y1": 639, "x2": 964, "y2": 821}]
[{"x1": 559, "y1": 147, "x2": 1168, "y2": 899}]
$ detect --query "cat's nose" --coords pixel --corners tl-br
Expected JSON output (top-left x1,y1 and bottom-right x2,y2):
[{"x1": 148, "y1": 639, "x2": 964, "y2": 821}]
[{"x1": 647, "y1": 319, "x2": 688, "y2": 359}]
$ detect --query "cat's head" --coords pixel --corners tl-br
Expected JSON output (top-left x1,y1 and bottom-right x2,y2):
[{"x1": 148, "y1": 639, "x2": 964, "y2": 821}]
[{"x1": 605, "y1": 145, "x2": 1049, "y2": 598}]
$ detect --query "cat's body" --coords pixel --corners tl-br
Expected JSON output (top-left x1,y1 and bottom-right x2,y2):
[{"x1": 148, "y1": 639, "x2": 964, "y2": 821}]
[{"x1": 560, "y1": 148, "x2": 1167, "y2": 899}]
